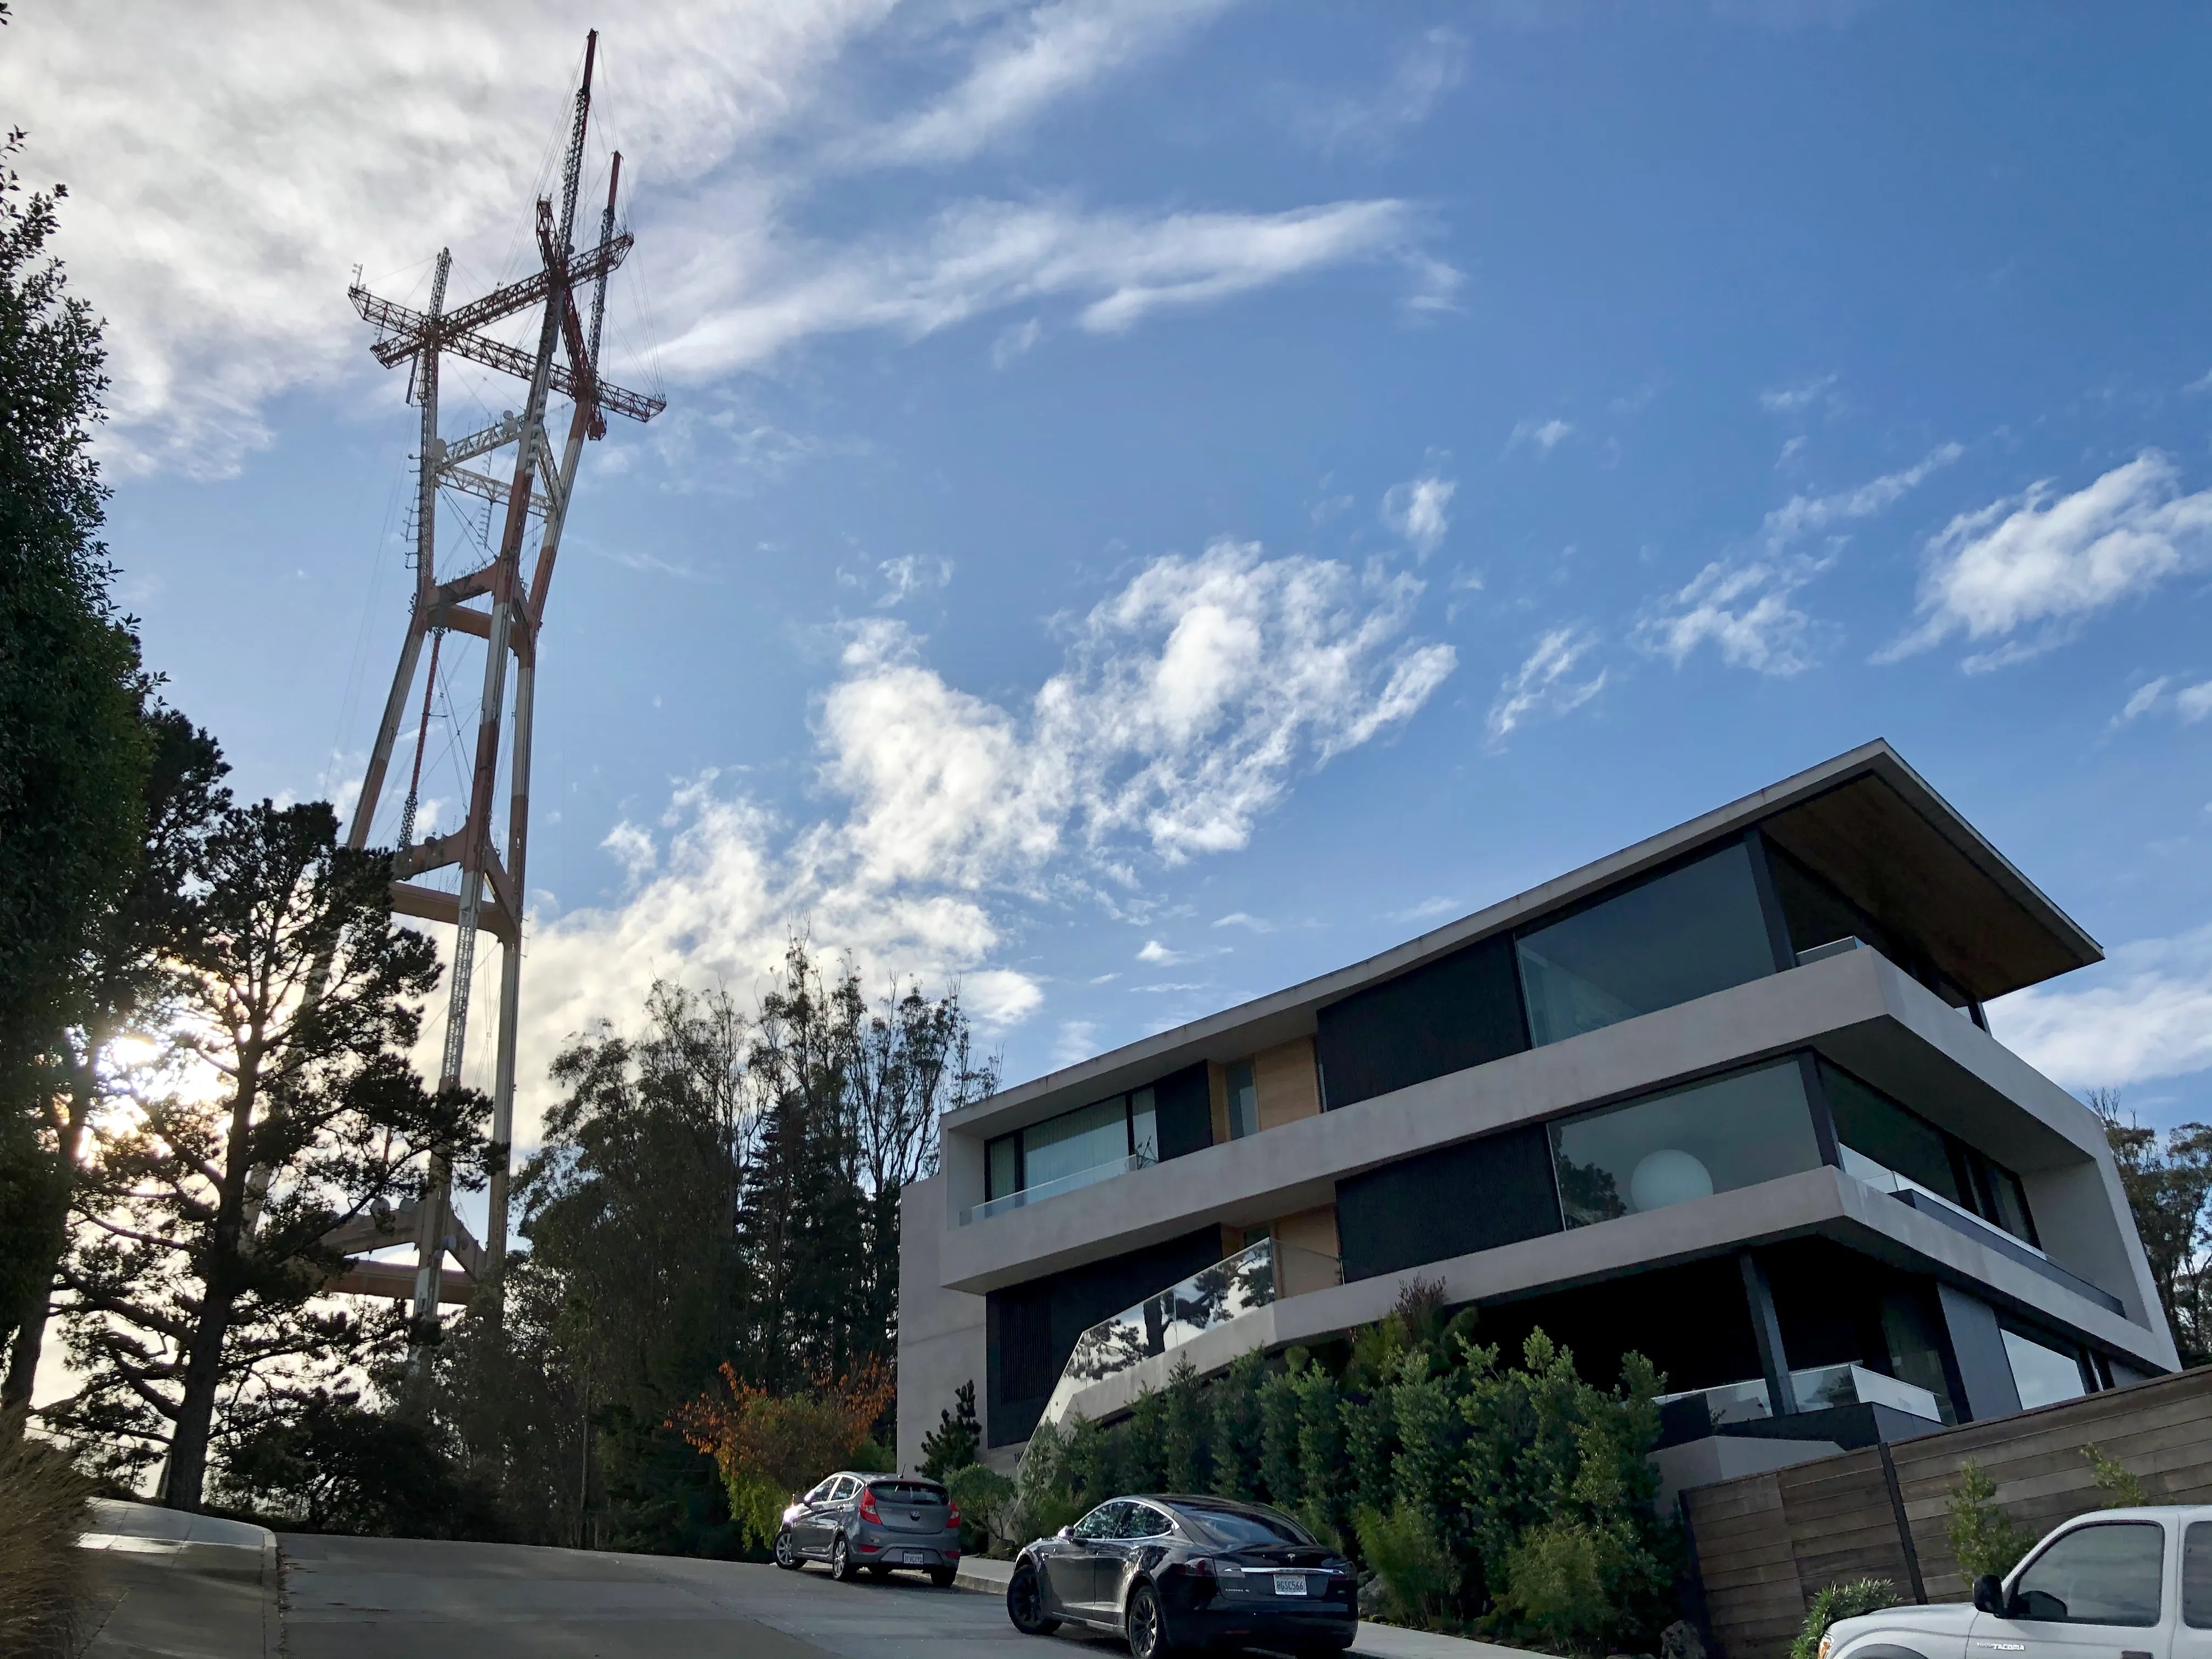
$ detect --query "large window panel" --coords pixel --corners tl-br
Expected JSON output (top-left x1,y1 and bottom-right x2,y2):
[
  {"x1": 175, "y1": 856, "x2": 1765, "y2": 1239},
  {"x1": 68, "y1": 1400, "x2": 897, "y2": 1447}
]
[
  {"x1": 2004, "y1": 1326, "x2": 2090, "y2": 1410},
  {"x1": 1822, "y1": 1064, "x2": 1965, "y2": 1205},
  {"x1": 1550, "y1": 1060, "x2": 1822, "y2": 1228},
  {"x1": 1516, "y1": 840, "x2": 1778, "y2": 1047},
  {"x1": 1022, "y1": 1097, "x2": 1132, "y2": 1191}
]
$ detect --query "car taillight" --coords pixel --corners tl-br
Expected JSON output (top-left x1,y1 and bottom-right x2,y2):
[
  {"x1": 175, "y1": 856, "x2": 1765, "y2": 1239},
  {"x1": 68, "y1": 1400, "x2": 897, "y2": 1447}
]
[
  {"x1": 947, "y1": 1503, "x2": 962, "y2": 1527},
  {"x1": 858, "y1": 1487, "x2": 881, "y2": 1523},
  {"x1": 1186, "y1": 1556, "x2": 1216, "y2": 1578}
]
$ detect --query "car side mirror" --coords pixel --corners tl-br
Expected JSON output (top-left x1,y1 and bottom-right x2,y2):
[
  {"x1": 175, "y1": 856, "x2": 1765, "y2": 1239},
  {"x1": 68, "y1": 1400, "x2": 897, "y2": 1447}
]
[
  {"x1": 1056, "y1": 1526, "x2": 1072, "y2": 1540},
  {"x1": 1973, "y1": 1575, "x2": 2006, "y2": 1615}
]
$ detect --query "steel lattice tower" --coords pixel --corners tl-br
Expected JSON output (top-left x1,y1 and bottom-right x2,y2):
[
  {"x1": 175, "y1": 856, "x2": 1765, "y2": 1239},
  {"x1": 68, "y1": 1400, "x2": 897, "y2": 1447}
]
[{"x1": 343, "y1": 31, "x2": 663, "y2": 1344}]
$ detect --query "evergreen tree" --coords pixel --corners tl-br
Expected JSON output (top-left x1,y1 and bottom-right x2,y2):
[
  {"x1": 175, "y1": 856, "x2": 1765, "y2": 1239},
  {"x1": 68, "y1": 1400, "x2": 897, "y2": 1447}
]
[
  {"x1": 919, "y1": 1379, "x2": 981, "y2": 1480},
  {"x1": 51, "y1": 801, "x2": 483, "y2": 1508},
  {"x1": 0, "y1": 115, "x2": 153, "y2": 1389}
]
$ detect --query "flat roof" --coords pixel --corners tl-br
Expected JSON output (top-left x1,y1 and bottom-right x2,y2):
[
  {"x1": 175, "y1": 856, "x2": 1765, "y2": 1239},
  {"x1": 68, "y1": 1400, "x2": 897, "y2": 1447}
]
[{"x1": 945, "y1": 740, "x2": 2102, "y2": 1140}]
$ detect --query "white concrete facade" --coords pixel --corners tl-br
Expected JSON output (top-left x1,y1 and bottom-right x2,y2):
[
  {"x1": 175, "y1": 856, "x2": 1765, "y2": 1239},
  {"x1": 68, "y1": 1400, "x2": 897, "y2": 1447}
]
[{"x1": 894, "y1": 741, "x2": 2175, "y2": 1473}]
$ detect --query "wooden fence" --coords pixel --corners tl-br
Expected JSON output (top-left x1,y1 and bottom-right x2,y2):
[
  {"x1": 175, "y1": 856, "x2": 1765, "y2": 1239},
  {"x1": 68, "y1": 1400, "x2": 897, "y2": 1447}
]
[{"x1": 1682, "y1": 1367, "x2": 2212, "y2": 1659}]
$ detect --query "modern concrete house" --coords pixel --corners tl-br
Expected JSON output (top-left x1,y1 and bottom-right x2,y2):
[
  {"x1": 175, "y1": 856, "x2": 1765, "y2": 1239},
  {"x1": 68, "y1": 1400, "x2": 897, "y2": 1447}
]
[{"x1": 896, "y1": 742, "x2": 2177, "y2": 1496}]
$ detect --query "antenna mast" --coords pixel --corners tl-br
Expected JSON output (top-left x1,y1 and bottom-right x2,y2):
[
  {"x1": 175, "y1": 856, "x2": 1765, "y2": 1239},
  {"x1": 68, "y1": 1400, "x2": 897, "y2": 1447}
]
[{"x1": 343, "y1": 30, "x2": 664, "y2": 1357}]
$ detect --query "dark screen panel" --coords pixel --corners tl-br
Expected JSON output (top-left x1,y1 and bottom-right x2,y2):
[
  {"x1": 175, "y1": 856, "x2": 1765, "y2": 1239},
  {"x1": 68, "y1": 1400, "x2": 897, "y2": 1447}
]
[
  {"x1": 985, "y1": 1227, "x2": 1223, "y2": 1446},
  {"x1": 1335, "y1": 1125, "x2": 1560, "y2": 1282},
  {"x1": 1476, "y1": 1255, "x2": 1761, "y2": 1396},
  {"x1": 1315, "y1": 933, "x2": 1528, "y2": 1111},
  {"x1": 1152, "y1": 1063, "x2": 1214, "y2": 1162}
]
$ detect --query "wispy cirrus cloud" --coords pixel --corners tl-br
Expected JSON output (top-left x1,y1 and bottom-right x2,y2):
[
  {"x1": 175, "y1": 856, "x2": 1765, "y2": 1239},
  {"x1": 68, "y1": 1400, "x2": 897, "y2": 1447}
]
[
  {"x1": 3, "y1": 0, "x2": 1437, "y2": 474},
  {"x1": 1883, "y1": 451, "x2": 2212, "y2": 672},
  {"x1": 1638, "y1": 443, "x2": 1962, "y2": 677},
  {"x1": 1486, "y1": 625, "x2": 1605, "y2": 747},
  {"x1": 1382, "y1": 472, "x2": 1456, "y2": 560}
]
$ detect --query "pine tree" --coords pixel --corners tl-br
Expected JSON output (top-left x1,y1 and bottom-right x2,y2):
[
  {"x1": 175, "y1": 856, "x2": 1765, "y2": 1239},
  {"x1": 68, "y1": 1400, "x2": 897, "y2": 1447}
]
[{"x1": 919, "y1": 1380, "x2": 981, "y2": 1480}]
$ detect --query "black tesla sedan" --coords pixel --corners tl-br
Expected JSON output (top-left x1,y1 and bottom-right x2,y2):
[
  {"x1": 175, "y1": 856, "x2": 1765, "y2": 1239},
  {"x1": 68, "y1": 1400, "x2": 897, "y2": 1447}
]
[{"x1": 1005, "y1": 1493, "x2": 1357, "y2": 1657}]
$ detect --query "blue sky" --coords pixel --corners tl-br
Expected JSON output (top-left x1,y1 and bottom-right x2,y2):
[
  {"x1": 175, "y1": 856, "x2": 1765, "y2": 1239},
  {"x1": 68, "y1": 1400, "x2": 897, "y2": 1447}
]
[{"x1": 16, "y1": 1, "x2": 2212, "y2": 1151}]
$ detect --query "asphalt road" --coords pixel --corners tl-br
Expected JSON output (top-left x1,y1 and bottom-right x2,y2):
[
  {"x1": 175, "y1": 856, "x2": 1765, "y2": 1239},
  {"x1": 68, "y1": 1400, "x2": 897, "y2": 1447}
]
[{"x1": 280, "y1": 1535, "x2": 1121, "y2": 1659}]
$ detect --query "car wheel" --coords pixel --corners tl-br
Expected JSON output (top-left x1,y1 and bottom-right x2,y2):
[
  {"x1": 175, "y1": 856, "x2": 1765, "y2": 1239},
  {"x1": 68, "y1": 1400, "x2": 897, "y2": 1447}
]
[
  {"x1": 830, "y1": 1536, "x2": 858, "y2": 1582},
  {"x1": 773, "y1": 1530, "x2": 801, "y2": 1571},
  {"x1": 1126, "y1": 1582, "x2": 1178, "y2": 1659},
  {"x1": 1006, "y1": 1563, "x2": 1060, "y2": 1635},
  {"x1": 929, "y1": 1565, "x2": 957, "y2": 1588},
  {"x1": 866, "y1": 1564, "x2": 890, "y2": 1578}
]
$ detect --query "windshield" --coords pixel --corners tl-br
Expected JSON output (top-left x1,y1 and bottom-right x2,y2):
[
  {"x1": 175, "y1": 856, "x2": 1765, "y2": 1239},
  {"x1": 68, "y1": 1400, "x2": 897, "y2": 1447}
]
[{"x1": 1184, "y1": 1505, "x2": 1313, "y2": 1547}]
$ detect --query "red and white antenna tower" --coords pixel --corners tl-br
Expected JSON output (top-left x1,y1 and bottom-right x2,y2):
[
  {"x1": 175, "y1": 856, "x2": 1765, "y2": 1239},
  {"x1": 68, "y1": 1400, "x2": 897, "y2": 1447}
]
[{"x1": 343, "y1": 31, "x2": 663, "y2": 1347}]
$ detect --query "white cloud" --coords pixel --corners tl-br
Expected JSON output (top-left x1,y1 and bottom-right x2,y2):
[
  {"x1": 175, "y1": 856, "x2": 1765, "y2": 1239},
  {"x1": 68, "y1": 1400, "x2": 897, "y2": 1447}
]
[
  {"x1": 2111, "y1": 674, "x2": 2212, "y2": 727},
  {"x1": 1758, "y1": 373, "x2": 1839, "y2": 415},
  {"x1": 858, "y1": 0, "x2": 1239, "y2": 167},
  {"x1": 991, "y1": 316, "x2": 1043, "y2": 366},
  {"x1": 1485, "y1": 625, "x2": 1605, "y2": 747},
  {"x1": 1886, "y1": 452, "x2": 2212, "y2": 669},
  {"x1": 1635, "y1": 554, "x2": 1829, "y2": 676},
  {"x1": 1991, "y1": 923, "x2": 2212, "y2": 1091},
  {"x1": 1136, "y1": 939, "x2": 1189, "y2": 963},
  {"x1": 486, "y1": 537, "x2": 1453, "y2": 1144},
  {"x1": 3, "y1": 0, "x2": 1430, "y2": 473},
  {"x1": 1759, "y1": 443, "x2": 1962, "y2": 546},
  {"x1": 1292, "y1": 26, "x2": 1469, "y2": 156},
  {"x1": 1381, "y1": 473, "x2": 1456, "y2": 560},
  {"x1": 1637, "y1": 444, "x2": 1960, "y2": 678},
  {"x1": 1385, "y1": 895, "x2": 1460, "y2": 925},
  {"x1": 1211, "y1": 911, "x2": 1270, "y2": 932},
  {"x1": 877, "y1": 554, "x2": 952, "y2": 605},
  {"x1": 1510, "y1": 416, "x2": 1573, "y2": 453}
]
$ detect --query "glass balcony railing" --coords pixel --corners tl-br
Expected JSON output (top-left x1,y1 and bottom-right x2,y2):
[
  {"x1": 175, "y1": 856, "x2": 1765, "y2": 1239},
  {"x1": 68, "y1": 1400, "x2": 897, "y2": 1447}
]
[
  {"x1": 1037, "y1": 1237, "x2": 1343, "y2": 1430},
  {"x1": 962, "y1": 1150, "x2": 1154, "y2": 1225},
  {"x1": 1656, "y1": 1362, "x2": 1943, "y2": 1427}
]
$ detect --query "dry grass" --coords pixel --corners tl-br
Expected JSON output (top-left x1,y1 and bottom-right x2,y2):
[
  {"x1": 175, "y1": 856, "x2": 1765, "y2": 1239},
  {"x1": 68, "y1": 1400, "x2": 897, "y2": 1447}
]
[{"x1": 0, "y1": 1408, "x2": 94, "y2": 1659}]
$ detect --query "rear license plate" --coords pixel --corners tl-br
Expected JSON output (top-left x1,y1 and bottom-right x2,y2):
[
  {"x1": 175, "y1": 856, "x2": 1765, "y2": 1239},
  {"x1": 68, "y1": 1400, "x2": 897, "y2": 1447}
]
[
  {"x1": 1274, "y1": 1572, "x2": 1308, "y2": 1596},
  {"x1": 899, "y1": 1550, "x2": 927, "y2": 1565}
]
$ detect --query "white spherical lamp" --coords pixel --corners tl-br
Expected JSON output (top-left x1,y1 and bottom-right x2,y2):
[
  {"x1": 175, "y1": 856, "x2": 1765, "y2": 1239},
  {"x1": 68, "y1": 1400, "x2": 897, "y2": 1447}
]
[{"x1": 1628, "y1": 1148, "x2": 1714, "y2": 1213}]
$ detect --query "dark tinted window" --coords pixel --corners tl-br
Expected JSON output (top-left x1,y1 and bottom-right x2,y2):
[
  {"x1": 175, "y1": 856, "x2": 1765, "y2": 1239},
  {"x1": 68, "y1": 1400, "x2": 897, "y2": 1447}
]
[
  {"x1": 2185, "y1": 1522, "x2": 2212, "y2": 1629},
  {"x1": 1822, "y1": 1065, "x2": 1963, "y2": 1204},
  {"x1": 2012, "y1": 1522, "x2": 2164, "y2": 1626},
  {"x1": 1071, "y1": 1503, "x2": 1122, "y2": 1541},
  {"x1": 1336, "y1": 1124, "x2": 1560, "y2": 1281},
  {"x1": 1550, "y1": 1060, "x2": 1821, "y2": 1228},
  {"x1": 1516, "y1": 841, "x2": 1776, "y2": 1047},
  {"x1": 1120, "y1": 1504, "x2": 1173, "y2": 1539},
  {"x1": 869, "y1": 1481, "x2": 944, "y2": 1504},
  {"x1": 1184, "y1": 1506, "x2": 1313, "y2": 1547},
  {"x1": 1314, "y1": 933, "x2": 1528, "y2": 1110}
]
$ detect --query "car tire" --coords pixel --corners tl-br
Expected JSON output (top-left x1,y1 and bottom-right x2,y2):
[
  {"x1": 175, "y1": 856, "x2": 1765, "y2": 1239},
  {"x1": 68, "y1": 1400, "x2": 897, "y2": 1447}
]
[
  {"x1": 1126, "y1": 1581, "x2": 1179, "y2": 1659},
  {"x1": 929, "y1": 1565, "x2": 958, "y2": 1588},
  {"x1": 866, "y1": 1564, "x2": 890, "y2": 1578},
  {"x1": 830, "y1": 1536, "x2": 858, "y2": 1583},
  {"x1": 1006, "y1": 1564, "x2": 1059, "y2": 1635},
  {"x1": 773, "y1": 1530, "x2": 801, "y2": 1571}
]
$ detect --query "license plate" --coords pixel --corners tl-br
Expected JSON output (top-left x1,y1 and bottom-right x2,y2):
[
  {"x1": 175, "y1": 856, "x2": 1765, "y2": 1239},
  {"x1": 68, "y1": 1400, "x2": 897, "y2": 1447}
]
[
  {"x1": 899, "y1": 1550, "x2": 927, "y2": 1565},
  {"x1": 1274, "y1": 1572, "x2": 1308, "y2": 1596}
]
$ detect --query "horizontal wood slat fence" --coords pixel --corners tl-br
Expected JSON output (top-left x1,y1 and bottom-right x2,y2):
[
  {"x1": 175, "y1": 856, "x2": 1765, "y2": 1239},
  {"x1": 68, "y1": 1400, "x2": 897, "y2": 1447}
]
[{"x1": 1683, "y1": 1367, "x2": 2212, "y2": 1659}]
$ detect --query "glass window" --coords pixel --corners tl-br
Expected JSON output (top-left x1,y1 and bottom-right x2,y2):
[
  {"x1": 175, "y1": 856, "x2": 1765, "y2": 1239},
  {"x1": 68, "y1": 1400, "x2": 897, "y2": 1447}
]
[
  {"x1": 1226, "y1": 1062, "x2": 1259, "y2": 1139},
  {"x1": 986, "y1": 1135, "x2": 1018, "y2": 1201},
  {"x1": 1550, "y1": 1060, "x2": 1822, "y2": 1228},
  {"x1": 1984, "y1": 1165, "x2": 2037, "y2": 1244},
  {"x1": 1516, "y1": 841, "x2": 1776, "y2": 1048},
  {"x1": 1187, "y1": 1505, "x2": 1314, "y2": 1547},
  {"x1": 1131, "y1": 1087, "x2": 1159, "y2": 1164},
  {"x1": 1822, "y1": 1065, "x2": 1966, "y2": 1205},
  {"x1": 2011, "y1": 1522, "x2": 2164, "y2": 1626},
  {"x1": 804, "y1": 1478, "x2": 836, "y2": 1503},
  {"x1": 1119, "y1": 1504, "x2": 1172, "y2": 1539},
  {"x1": 2004, "y1": 1328, "x2": 2089, "y2": 1410},
  {"x1": 2183, "y1": 1522, "x2": 2212, "y2": 1629},
  {"x1": 1071, "y1": 1503, "x2": 1122, "y2": 1541},
  {"x1": 1022, "y1": 1097, "x2": 1132, "y2": 1192},
  {"x1": 830, "y1": 1476, "x2": 859, "y2": 1501}
]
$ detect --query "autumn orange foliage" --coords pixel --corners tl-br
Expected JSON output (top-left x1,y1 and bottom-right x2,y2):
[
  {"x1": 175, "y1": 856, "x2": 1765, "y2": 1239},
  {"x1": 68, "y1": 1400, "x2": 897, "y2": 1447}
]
[{"x1": 672, "y1": 1361, "x2": 895, "y2": 1547}]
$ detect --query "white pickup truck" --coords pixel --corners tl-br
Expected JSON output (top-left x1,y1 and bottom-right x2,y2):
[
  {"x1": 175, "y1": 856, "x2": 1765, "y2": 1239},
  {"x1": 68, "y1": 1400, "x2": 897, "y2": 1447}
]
[{"x1": 1822, "y1": 1508, "x2": 2212, "y2": 1659}]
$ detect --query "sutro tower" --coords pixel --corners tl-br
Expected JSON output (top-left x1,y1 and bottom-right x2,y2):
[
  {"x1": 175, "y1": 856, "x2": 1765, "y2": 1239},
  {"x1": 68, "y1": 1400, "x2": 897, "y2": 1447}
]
[{"x1": 343, "y1": 31, "x2": 663, "y2": 1341}]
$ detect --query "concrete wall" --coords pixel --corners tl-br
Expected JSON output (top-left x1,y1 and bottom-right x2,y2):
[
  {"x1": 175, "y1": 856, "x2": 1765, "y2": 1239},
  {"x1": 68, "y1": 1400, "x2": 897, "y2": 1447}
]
[{"x1": 895, "y1": 1173, "x2": 987, "y2": 1475}]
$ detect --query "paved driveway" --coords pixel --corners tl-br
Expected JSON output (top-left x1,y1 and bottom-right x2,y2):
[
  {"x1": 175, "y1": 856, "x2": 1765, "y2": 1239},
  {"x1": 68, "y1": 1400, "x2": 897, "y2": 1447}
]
[{"x1": 280, "y1": 1535, "x2": 1117, "y2": 1659}]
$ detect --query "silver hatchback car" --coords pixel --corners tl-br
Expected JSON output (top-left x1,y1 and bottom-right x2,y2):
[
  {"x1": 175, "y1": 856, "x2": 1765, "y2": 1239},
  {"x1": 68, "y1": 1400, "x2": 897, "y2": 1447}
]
[{"x1": 774, "y1": 1471, "x2": 963, "y2": 1587}]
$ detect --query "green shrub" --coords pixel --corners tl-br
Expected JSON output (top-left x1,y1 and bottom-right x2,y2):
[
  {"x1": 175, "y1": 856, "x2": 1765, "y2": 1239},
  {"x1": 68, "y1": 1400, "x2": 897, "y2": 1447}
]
[
  {"x1": 947, "y1": 1463, "x2": 1018, "y2": 1556},
  {"x1": 918, "y1": 1381, "x2": 980, "y2": 1481},
  {"x1": 1495, "y1": 1520, "x2": 1612, "y2": 1655},
  {"x1": 1946, "y1": 1460, "x2": 2034, "y2": 1580},
  {"x1": 2083, "y1": 1444, "x2": 2146, "y2": 1508},
  {"x1": 1356, "y1": 1501, "x2": 1458, "y2": 1624},
  {"x1": 1790, "y1": 1579, "x2": 1900, "y2": 1659}
]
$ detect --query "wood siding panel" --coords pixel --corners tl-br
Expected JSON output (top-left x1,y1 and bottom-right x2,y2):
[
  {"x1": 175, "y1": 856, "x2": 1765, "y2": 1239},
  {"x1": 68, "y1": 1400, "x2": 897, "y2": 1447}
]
[
  {"x1": 1684, "y1": 1369, "x2": 2212, "y2": 1659},
  {"x1": 1254, "y1": 1037, "x2": 1322, "y2": 1130}
]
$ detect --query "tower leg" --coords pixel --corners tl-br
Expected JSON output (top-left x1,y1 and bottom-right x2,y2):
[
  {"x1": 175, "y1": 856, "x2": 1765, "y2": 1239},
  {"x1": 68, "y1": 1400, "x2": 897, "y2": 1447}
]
[
  {"x1": 348, "y1": 613, "x2": 426, "y2": 850},
  {"x1": 486, "y1": 656, "x2": 534, "y2": 1274}
]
